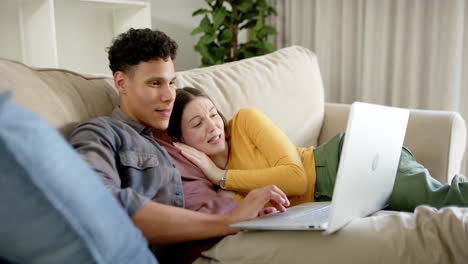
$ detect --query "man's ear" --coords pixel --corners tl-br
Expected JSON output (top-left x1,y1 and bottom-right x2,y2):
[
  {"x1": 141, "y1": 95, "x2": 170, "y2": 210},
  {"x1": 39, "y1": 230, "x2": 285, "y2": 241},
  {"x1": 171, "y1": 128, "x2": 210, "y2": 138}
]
[{"x1": 114, "y1": 71, "x2": 127, "y2": 94}]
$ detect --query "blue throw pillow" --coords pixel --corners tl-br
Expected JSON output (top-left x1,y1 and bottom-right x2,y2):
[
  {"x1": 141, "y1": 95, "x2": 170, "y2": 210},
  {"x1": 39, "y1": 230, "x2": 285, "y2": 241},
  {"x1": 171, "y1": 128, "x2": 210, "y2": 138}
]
[{"x1": 0, "y1": 91, "x2": 157, "y2": 264}]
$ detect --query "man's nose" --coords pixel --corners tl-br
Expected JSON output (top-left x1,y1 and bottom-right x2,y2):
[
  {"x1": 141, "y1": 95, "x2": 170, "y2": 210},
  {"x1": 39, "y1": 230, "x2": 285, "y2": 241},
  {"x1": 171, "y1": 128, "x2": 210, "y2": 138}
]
[{"x1": 160, "y1": 84, "x2": 175, "y2": 102}]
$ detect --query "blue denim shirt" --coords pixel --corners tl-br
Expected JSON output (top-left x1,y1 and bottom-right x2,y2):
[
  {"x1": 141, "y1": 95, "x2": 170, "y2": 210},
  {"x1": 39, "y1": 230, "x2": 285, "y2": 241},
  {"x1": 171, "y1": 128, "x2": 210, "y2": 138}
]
[{"x1": 69, "y1": 108, "x2": 184, "y2": 217}]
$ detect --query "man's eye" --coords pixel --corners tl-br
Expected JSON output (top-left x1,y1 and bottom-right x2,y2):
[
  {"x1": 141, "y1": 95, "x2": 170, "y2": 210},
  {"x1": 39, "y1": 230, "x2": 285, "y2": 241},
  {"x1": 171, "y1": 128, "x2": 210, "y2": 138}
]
[
  {"x1": 151, "y1": 82, "x2": 159, "y2": 86},
  {"x1": 210, "y1": 113, "x2": 218, "y2": 118}
]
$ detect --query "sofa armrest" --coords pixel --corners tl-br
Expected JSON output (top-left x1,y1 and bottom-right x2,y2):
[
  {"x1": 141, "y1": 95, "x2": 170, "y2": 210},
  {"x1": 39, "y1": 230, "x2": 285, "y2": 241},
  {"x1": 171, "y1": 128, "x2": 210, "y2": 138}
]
[{"x1": 318, "y1": 103, "x2": 467, "y2": 184}]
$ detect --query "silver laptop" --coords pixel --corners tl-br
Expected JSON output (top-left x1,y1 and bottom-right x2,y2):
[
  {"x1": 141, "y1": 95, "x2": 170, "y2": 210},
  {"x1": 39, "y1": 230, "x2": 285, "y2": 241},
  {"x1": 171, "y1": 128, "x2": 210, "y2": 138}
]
[{"x1": 230, "y1": 102, "x2": 410, "y2": 234}]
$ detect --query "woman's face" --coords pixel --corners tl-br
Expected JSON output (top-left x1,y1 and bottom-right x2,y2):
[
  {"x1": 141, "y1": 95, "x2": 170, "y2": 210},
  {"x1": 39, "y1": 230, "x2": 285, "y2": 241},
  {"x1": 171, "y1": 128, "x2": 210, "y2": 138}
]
[{"x1": 180, "y1": 97, "x2": 226, "y2": 156}]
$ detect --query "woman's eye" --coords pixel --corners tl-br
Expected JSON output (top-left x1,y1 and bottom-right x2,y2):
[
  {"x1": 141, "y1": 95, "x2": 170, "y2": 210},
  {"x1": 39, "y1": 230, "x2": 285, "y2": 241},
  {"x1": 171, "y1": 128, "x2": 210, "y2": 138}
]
[
  {"x1": 192, "y1": 122, "x2": 201, "y2": 128},
  {"x1": 210, "y1": 113, "x2": 218, "y2": 118}
]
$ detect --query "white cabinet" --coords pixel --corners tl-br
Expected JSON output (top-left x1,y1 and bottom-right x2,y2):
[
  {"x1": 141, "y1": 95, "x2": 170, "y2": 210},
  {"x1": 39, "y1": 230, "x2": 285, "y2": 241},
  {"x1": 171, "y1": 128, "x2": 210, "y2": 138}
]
[{"x1": 0, "y1": 0, "x2": 151, "y2": 74}]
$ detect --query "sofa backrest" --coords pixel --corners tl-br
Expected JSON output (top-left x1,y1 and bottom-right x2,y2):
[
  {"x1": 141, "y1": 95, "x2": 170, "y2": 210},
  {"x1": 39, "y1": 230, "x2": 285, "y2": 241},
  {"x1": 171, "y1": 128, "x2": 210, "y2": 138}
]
[
  {"x1": 176, "y1": 46, "x2": 325, "y2": 147},
  {"x1": 0, "y1": 59, "x2": 118, "y2": 137},
  {"x1": 0, "y1": 46, "x2": 325, "y2": 146}
]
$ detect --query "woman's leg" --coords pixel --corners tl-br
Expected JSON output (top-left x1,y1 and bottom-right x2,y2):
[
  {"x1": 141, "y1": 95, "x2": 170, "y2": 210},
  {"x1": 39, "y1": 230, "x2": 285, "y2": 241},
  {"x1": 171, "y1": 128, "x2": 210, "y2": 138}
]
[
  {"x1": 313, "y1": 131, "x2": 468, "y2": 212},
  {"x1": 313, "y1": 132, "x2": 345, "y2": 202},
  {"x1": 387, "y1": 147, "x2": 468, "y2": 212}
]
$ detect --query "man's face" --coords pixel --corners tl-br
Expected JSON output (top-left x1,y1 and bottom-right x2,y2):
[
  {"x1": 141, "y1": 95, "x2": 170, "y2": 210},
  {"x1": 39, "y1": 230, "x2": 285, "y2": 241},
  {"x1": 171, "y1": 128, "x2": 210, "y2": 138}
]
[{"x1": 116, "y1": 58, "x2": 176, "y2": 130}]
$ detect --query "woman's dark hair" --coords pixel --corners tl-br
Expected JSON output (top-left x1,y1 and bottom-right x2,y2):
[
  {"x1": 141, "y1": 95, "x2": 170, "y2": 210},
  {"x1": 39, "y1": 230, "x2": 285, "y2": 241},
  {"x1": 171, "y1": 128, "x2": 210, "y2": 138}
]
[
  {"x1": 168, "y1": 87, "x2": 228, "y2": 142},
  {"x1": 107, "y1": 28, "x2": 178, "y2": 75}
]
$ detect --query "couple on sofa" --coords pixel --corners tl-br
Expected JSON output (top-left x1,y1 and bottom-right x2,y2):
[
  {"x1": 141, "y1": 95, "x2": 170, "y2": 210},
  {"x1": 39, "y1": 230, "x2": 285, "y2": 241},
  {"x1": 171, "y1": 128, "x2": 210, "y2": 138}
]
[{"x1": 1, "y1": 28, "x2": 467, "y2": 264}]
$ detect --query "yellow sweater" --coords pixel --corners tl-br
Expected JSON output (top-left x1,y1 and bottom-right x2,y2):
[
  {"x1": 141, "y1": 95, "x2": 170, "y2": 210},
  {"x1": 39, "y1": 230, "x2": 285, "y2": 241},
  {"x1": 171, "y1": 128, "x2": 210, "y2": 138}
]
[{"x1": 225, "y1": 107, "x2": 316, "y2": 205}]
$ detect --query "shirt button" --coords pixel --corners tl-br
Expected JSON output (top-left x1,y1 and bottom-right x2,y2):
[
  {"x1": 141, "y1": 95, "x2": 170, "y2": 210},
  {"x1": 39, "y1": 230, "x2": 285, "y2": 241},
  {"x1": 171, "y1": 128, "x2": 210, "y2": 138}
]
[
  {"x1": 175, "y1": 192, "x2": 181, "y2": 195},
  {"x1": 172, "y1": 164, "x2": 176, "y2": 168}
]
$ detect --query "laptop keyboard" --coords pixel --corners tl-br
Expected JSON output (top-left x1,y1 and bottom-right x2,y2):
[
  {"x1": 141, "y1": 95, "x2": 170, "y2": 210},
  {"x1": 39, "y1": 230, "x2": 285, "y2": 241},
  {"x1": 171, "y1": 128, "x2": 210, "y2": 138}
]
[{"x1": 259, "y1": 204, "x2": 330, "y2": 225}]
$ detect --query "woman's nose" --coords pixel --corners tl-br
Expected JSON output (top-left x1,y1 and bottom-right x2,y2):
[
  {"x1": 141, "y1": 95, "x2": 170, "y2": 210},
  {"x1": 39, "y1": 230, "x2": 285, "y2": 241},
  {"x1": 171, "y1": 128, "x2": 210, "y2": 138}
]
[{"x1": 207, "y1": 118, "x2": 217, "y2": 131}]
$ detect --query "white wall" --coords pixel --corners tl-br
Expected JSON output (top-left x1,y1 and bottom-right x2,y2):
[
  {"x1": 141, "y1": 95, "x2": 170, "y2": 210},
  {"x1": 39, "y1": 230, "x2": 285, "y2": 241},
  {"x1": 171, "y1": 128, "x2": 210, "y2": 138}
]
[
  {"x1": 0, "y1": 0, "x2": 23, "y2": 62},
  {"x1": 150, "y1": 0, "x2": 205, "y2": 71}
]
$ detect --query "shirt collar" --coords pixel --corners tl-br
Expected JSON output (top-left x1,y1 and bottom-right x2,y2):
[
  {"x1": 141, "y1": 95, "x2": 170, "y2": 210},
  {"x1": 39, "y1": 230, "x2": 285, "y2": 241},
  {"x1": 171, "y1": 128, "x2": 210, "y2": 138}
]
[{"x1": 111, "y1": 107, "x2": 151, "y2": 135}]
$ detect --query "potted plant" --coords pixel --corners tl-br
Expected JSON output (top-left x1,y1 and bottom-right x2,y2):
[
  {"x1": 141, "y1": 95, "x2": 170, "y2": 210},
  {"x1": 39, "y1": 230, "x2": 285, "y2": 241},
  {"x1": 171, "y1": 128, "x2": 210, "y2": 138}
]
[{"x1": 191, "y1": 0, "x2": 277, "y2": 66}]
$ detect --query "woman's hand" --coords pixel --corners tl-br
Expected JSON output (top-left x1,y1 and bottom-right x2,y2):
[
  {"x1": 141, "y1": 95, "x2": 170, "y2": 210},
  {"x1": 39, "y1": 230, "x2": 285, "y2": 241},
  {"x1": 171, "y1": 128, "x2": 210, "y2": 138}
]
[
  {"x1": 217, "y1": 189, "x2": 236, "y2": 199},
  {"x1": 173, "y1": 142, "x2": 225, "y2": 185}
]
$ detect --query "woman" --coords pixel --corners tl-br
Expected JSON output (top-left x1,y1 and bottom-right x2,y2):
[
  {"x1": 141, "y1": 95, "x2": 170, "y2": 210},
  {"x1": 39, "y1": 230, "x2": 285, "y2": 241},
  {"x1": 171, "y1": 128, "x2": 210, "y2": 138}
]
[{"x1": 168, "y1": 87, "x2": 468, "y2": 212}]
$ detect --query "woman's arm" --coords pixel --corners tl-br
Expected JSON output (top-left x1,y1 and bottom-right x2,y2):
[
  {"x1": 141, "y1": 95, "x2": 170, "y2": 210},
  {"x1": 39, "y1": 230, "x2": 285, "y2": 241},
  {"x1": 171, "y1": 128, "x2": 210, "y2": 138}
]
[
  {"x1": 224, "y1": 108, "x2": 307, "y2": 195},
  {"x1": 175, "y1": 108, "x2": 308, "y2": 196}
]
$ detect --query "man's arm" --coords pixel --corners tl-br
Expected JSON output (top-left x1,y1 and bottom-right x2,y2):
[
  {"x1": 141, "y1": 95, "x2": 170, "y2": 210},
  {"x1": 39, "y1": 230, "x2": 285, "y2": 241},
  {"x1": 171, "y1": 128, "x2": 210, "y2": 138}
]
[
  {"x1": 133, "y1": 185, "x2": 289, "y2": 245},
  {"x1": 69, "y1": 120, "x2": 289, "y2": 245}
]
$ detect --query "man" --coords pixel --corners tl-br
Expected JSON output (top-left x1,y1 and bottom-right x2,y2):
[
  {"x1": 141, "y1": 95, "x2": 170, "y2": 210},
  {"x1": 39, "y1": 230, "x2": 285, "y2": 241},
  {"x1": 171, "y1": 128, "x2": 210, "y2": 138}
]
[{"x1": 69, "y1": 28, "x2": 288, "y2": 248}]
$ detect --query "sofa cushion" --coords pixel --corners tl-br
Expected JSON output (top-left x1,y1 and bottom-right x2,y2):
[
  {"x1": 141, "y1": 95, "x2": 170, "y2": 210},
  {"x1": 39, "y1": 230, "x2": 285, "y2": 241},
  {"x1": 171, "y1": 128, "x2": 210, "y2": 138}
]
[
  {"x1": 176, "y1": 46, "x2": 325, "y2": 147},
  {"x1": 0, "y1": 59, "x2": 118, "y2": 137},
  {"x1": 195, "y1": 206, "x2": 468, "y2": 264}
]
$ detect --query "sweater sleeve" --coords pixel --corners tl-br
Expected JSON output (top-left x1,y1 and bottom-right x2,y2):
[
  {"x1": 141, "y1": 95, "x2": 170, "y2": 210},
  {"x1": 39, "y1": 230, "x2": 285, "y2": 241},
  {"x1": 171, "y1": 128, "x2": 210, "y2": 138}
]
[{"x1": 225, "y1": 108, "x2": 307, "y2": 195}]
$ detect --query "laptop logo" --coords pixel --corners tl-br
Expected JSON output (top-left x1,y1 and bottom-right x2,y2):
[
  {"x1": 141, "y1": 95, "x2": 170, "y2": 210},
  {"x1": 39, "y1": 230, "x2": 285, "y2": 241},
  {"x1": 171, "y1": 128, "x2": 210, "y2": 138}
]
[{"x1": 372, "y1": 154, "x2": 379, "y2": 171}]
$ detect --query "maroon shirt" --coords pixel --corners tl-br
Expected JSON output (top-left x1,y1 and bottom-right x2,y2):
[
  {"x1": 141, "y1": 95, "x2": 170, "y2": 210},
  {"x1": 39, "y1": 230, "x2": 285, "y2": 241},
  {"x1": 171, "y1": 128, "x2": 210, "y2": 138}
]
[
  {"x1": 153, "y1": 130, "x2": 239, "y2": 263},
  {"x1": 153, "y1": 129, "x2": 238, "y2": 215}
]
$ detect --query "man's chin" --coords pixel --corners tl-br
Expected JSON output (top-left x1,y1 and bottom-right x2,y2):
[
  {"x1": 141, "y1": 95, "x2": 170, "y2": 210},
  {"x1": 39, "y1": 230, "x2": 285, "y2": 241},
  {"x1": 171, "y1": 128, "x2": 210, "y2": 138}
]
[{"x1": 152, "y1": 122, "x2": 169, "y2": 131}]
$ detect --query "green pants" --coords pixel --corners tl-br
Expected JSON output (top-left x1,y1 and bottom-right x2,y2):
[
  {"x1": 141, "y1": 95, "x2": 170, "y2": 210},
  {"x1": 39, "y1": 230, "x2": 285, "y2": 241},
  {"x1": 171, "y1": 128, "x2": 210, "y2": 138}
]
[{"x1": 313, "y1": 132, "x2": 468, "y2": 212}]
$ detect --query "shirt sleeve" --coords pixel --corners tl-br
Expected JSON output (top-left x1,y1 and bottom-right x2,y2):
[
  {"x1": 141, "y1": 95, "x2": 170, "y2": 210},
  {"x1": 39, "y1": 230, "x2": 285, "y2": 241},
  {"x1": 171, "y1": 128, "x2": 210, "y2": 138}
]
[
  {"x1": 226, "y1": 108, "x2": 308, "y2": 195},
  {"x1": 68, "y1": 120, "x2": 149, "y2": 217}
]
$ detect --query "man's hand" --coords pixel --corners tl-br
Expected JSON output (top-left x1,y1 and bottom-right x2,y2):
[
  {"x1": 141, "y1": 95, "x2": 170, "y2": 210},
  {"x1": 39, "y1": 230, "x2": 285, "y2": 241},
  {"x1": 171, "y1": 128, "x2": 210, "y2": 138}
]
[
  {"x1": 226, "y1": 185, "x2": 290, "y2": 224},
  {"x1": 173, "y1": 142, "x2": 225, "y2": 185},
  {"x1": 132, "y1": 185, "x2": 290, "y2": 244}
]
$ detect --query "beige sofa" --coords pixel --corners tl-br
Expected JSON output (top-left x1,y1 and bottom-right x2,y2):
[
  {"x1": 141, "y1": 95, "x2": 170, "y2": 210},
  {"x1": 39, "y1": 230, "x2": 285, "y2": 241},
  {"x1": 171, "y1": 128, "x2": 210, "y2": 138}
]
[{"x1": 1, "y1": 46, "x2": 467, "y2": 263}]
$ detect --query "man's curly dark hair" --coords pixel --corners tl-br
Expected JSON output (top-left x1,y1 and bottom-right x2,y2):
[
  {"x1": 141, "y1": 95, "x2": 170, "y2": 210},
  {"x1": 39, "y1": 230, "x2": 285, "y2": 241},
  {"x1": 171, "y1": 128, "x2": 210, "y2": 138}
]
[{"x1": 107, "y1": 28, "x2": 178, "y2": 75}]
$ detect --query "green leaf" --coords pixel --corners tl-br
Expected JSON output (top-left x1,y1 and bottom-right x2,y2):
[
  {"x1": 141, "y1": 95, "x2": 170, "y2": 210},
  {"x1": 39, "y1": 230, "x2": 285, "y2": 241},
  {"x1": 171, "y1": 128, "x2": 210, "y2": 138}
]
[
  {"x1": 212, "y1": 8, "x2": 227, "y2": 29},
  {"x1": 257, "y1": 25, "x2": 277, "y2": 38},
  {"x1": 192, "y1": 8, "x2": 210, "y2": 17},
  {"x1": 236, "y1": 1, "x2": 253, "y2": 13},
  {"x1": 267, "y1": 6, "x2": 278, "y2": 16},
  {"x1": 253, "y1": 13, "x2": 264, "y2": 32},
  {"x1": 237, "y1": 10, "x2": 257, "y2": 23},
  {"x1": 191, "y1": 15, "x2": 213, "y2": 35},
  {"x1": 191, "y1": 26, "x2": 203, "y2": 35},
  {"x1": 218, "y1": 29, "x2": 232, "y2": 44},
  {"x1": 257, "y1": 0, "x2": 267, "y2": 9},
  {"x1": 200, "y1": 34, "x2": 216, "y2": 45},
  {"x1": 214, "y1": 47, "x2": 226, "y2": 63},
  {"x1": 196, "y1": 43, "x2": 215, "y2": 65},
  {"x1": 240, "y1": 19, "x2": 257, "y2": 30},
  {"x1": 263, "y1": 41, "x2": 274, "y2": 53},
  {"x1": 205, "y1": 0, "x2": 216, "y2": 5},
  {"x1": 240, "y1": 48, "x2": 255, "y2": 59},
  {"x1": 201, "y1": 15, "x2": 213, "y2": 28},
  {"x1": 202, "y1": 58, "x2": 212, "y2": 67}
]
